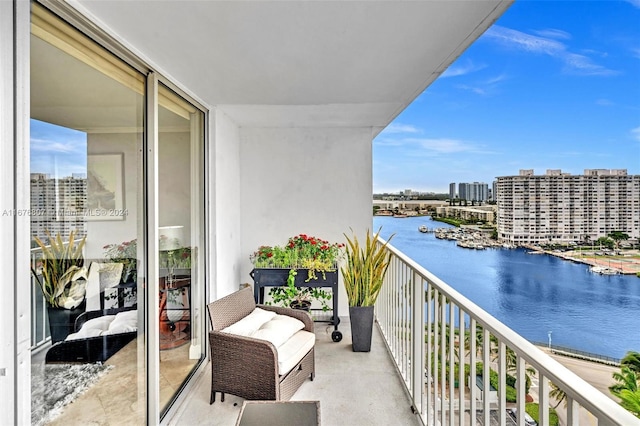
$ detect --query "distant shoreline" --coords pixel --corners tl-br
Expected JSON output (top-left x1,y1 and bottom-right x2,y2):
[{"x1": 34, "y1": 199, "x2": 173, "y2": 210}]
[{"x1": 522, "y1": 244, "x2": 640, "y2": 276}]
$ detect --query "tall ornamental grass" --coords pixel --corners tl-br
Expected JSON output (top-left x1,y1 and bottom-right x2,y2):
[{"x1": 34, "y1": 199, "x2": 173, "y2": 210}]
[
  {"x1": 341, "y1": 228, "x2": 393, "y2": 307},
  {"x1": 31, "y1": 230, "x2": 86, "y2": 308}
]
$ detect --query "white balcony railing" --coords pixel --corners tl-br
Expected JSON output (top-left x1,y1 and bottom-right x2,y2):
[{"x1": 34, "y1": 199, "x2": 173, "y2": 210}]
[
  {"x1": 31, "y1": 244, "x2": 51, "y2": 349},
  {"x1": 375, "y1": 237, "x2": 638, "y2": 426}
]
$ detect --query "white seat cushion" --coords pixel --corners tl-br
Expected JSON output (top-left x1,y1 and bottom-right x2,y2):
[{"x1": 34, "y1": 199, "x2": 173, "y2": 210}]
[
  {"x1": 64, "y1": 310, "x2": 138, "y2": 340},
  {"x1": 65, "y1": 315, "x2": 115, "y2": 340},
  {"x1": 276, "y1": 330, "x2": 315, "y2": 375}
]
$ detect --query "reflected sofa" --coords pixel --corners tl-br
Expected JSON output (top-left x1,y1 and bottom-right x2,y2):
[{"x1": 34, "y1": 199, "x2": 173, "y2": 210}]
[{"x1": 45, "y1": 307, "x2": 137, "y2": 363}]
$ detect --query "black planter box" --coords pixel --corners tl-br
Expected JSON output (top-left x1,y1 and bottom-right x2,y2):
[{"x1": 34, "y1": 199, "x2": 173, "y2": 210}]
[{"x1": 251, "y1": 267, "x2": 337, "y2": 290}]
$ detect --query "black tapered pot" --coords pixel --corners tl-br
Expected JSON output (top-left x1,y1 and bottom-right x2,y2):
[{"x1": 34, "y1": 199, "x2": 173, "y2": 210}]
[
  {"x1": 349, "y1": 306, "x2": 374, "y2": 352},
  {"x1": 46, "y1": 300, "x2": 86, "y2": 343}
]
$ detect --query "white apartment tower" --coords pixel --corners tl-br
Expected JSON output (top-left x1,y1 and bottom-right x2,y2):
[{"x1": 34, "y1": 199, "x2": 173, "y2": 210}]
[
  {"x1": 30, "y1": 173, "x2": 87, "y2": 244},
  {"x1": 496, "y1": 169, "x2": 640, "y2": 244},
  {"x1": 449, "y1": 182, "x2": 457, "y2": 200},
  {"x1": 458, "y1": 182, "x2": 489, "y2": 202}
]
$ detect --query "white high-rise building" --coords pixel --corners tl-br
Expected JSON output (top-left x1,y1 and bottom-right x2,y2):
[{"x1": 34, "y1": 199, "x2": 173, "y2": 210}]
[
  {"x1": 449, "y1": 182, "x2": 456, "y2": 200},
  {"x1": 496, "y1": 169, "x2": 640, "y2": 244},
  {"x1": 457, "y1": 182, "x2": 489, "y2": 202},
  {"x1": 30, "y1": 173, "x2": 87, "y2": 244}
]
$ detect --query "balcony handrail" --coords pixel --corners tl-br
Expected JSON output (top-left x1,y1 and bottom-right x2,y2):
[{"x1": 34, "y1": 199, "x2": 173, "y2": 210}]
[{"x1": 377, "y1": 236, "x2": 639, "y2": 426}]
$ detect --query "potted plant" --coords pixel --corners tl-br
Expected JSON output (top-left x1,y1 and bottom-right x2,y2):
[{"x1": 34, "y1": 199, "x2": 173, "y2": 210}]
[
  {"x1": 250, "y1": 234, "x2": 343, "y2": 312},
  {"x1": 341, "y1": 228, "x2": 393, "y2": 352},
  {"x1": 103, "y1": 238, "x2": 138, "y2": 283},
  {"x1": 267, "y1": 269, "x2": 331, "y2": 312},
  {"x1": 31, "y1": 230, "x2": 87, "y2": 343}
]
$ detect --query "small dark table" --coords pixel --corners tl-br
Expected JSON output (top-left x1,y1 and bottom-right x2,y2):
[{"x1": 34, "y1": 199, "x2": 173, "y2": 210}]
[{"x1": 236, "y1": 401, "x2": 320, "y2": 426}]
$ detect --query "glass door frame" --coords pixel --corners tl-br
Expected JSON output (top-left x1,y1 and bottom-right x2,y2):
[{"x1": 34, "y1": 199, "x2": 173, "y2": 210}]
[{"x1": 19, "y1": 2, "x2": 210, "y2": 424}]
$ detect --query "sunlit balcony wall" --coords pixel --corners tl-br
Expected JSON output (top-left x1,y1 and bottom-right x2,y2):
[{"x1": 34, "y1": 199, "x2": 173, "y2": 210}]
[
  {"x1": 375, "y1": 238, "x2": 639, "y2": 426},
  {"x1": 238, "y1": 126, "x2": 373, "y2": 315}
]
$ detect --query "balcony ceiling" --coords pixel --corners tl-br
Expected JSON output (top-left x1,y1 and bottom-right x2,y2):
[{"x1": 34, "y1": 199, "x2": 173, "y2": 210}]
[{"x1": 66, "y1": 0, "x2": 512, "y2": 131}]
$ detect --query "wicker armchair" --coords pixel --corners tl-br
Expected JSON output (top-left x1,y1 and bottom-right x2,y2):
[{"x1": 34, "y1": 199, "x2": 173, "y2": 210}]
[{"x1": 206, "y1": 287, "x2": 315, "y2": 403}]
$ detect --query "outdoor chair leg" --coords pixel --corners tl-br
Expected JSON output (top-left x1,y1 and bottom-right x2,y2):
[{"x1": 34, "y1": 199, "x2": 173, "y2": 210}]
[{"x1": 210, "y1": 391, "x2": 225, "y2": 404}]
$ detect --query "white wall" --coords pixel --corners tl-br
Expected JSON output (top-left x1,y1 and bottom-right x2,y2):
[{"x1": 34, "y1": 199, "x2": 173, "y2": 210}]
[
  {"x1": 239, "y1": 126, "x2": 373, "y2": 315},
  {"x1": 213, "y1": 109, "x2": 242, "y2": 299},
  {"x1": 158, "y1": 131, "x2": 191, "y2": 236},
  {"x1": 85, "y1": 131, "x2": 192, "y2": 260},
  {"x1": 86, "y1": 132, "x2": 140, "y2": 259}
]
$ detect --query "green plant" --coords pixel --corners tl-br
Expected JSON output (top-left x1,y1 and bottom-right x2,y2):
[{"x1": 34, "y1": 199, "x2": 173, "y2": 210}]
[
  {"x1": 341, "y1": 227, "x2": 394, "y2": 307},
  {"x1": 526, "y1": 402, "x2": 560, "y2": 426},
  {"x1": 31, "y1": 230, "x2": 87, "y2": 308},
  {"x1": 160, "y1": 246, "x2": 192, "y2": 270},
  {"x1": 463, "y1": 362, "x2": 520, "y2": 402},
  {"x1": 103, "y1": 238, "x2": 137, "y2": 283},
  {"x1": 251, "y1": 234, "x2": 344, "y2": 281},
  {"x1": 267, "y1": 269, "x2": 332, "y2": 311}
]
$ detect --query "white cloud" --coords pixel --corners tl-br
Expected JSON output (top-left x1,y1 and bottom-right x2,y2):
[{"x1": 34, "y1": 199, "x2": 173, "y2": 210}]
[
  {"x1": 381, "y1": 123, "x2": 421, "y2": 134},
  {"x1": 30, "y1": 137, "x2": 81, "y2": 154},
  {"x1": 483, "y1": 25, "x2": 617, "y2": 76},
  {"x1": 485, "y1": 25, "x2": 566, "y2": 55},
  {"x1": 631, "y1": 126, "x2": 640, "y2": 142},
  {"x1": 533, "y1": 28, "x2": 571, "y2": 40},
  {"x1": 454, "y1": 73, "x2": 508, "y2": 96},
  {"x1": 413, "y1": 138, "x2": 475, "y2": 154},
  {"x1": 562, "y1": 52, "x2": 617, "y2": 76},
  {"x1": 441, "y1": 60, "x2": 487, "y2": 78},
  {"x1": 625, "y1": 0, "x2": 640, "y2": 8}
]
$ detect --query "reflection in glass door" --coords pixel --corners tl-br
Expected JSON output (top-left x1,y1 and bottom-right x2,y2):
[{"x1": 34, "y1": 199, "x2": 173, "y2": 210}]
[
  {"x1": 30, "y1": 3, "x2": 146, "y2": 424},
  {"x1": 157, "y1": 83, "x2": 205, "y2": 413}
]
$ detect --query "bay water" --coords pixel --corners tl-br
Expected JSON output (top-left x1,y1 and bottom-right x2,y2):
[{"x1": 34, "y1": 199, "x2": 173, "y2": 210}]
[{"x1": 373, "y1": 215, "x2": 640, "y2": 360}]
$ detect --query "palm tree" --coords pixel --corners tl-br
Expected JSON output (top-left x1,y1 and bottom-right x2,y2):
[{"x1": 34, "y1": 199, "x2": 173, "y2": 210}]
[
  {"x1": 609, "y1": 366, "x2": 639, "y2": 396},
  {"x1": 550, "y1": 382, "x2": 567, "y2": 408},
  {"x1": 462, "y1": 326, "x2": 536, "y2": 394},
  {"x1": 621, "y1": 351, "x2": 640, "y2": 373},
  {"x1": 617, "y1": 389, "x2": 640, "y2": 418}
]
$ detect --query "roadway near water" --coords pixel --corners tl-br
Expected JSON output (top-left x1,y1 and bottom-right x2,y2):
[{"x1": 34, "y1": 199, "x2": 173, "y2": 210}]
[{"x1": 373, "y1": 216, "x2": 640, "y2": 360}]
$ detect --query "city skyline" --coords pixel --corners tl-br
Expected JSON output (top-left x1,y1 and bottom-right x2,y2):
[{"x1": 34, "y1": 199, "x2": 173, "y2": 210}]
[{"x1": 373, "y1": 0, "x2": 640, "y2": 193}]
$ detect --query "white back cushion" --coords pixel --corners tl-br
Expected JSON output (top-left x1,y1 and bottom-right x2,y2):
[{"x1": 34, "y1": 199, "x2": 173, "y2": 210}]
[
  {"x1": 251, "y1": 315, "x2": 305, "y2": 348},
  {"x1": 221, "y1": 307, "x2": 277, "y2": 337}
]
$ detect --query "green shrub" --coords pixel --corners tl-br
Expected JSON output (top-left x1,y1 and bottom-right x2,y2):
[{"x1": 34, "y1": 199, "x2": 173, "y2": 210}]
[
  {"x1": 463, "y1": 362, "x2": 519, "y2": 403},
  {"x1": 526, "y1": 403, "x2": 559, "y2": 426}
]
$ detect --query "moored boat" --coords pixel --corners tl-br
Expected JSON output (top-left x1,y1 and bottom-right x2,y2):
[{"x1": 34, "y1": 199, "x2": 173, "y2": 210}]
[{"x1": 589, "y1": 265, "x2": 619, "y2": 275}]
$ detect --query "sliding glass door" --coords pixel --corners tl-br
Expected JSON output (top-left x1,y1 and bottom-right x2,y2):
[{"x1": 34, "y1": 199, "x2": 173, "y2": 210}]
[
  {"x1": 29, "y1": 3, "x2": 206, "y2": 423},
  {"x1": 157, "y1": 83, "x2": 205, "y2": 413}
]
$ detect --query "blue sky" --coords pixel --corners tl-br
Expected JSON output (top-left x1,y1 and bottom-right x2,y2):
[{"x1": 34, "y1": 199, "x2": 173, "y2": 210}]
[
  {"x1": 31, "y1": 119, "x2": 87, "y2": 178},
  {"x1": 373, "y1": 0, "x2": 640, "y2": 193}
]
